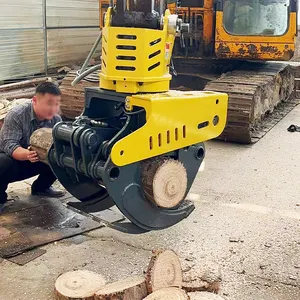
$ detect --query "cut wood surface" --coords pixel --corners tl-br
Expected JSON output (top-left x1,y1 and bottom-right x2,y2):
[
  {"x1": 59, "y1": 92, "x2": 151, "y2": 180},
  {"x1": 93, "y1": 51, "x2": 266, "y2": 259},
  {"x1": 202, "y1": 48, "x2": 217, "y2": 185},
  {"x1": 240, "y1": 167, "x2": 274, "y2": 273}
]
[
  {"x1": 30, "y1": 128, "x2": 53, "y2": 164},
  {"x1": 141, "y1": 158, "x2": 188, "y2": 208},
  {"x1": 181, "y1": 260, "x2": 222, "y2": 293},
  {"x1": 94, "y1": 276, "x2": 147, "y2": 300},
  {"x1": 145, "y1": 250, "x2": 182, "y2": 293},
  {"x1": 188, "y1": 292, "x2": 225, "y2": 300},
  {"x1": 54, "y1": 270, "x2": 106, "y2": 300},
  {"x1": 143, "y1": 287, "x2": 189, "y2": 300}
]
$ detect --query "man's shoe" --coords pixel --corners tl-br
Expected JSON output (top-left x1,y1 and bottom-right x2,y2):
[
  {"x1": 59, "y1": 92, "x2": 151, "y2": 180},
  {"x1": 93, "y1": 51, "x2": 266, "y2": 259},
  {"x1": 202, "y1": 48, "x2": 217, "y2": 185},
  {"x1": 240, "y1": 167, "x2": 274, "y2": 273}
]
[{"x1": 32, "y1": 186, "x2": 65, "y2": 198}]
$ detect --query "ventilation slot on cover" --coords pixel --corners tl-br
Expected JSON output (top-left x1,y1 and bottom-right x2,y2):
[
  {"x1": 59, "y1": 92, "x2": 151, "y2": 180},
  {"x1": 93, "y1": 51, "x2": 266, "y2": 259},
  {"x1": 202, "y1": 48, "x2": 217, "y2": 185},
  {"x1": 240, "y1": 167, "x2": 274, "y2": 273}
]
[
  {"x1": 102, "y1": 47, "x2": 107, "y2": 56},
  {"x1": 117, "y1": 34, "x2": 137, "y2": 40},
  {"x1": 183, "y1": 125, "x2": 186, "y2": 138},
  {"x1": 149, "y1": 50, "x2": 161, "y2": 59},
  {"x1": 149, "y1": 136, "x2": 153, "y2": 150},
  {"x1": 198, "y1": 121, "x2": 209, "y2": 129},
  {"x1": 116, "y1": 45, "x2": 136, "y2": 50},
  {"x1": 167, "y1": 130, "x2": 170, "y2": 144},
  {"x1": 116, "y1": 55, "x2": 136, "y2": 61},
  {"x1": 116, "y1": 66, "x2": 136, "y2": 71},
  {"x1": 158, "y1": 133, "x2": 162, "y2": 147},
  {"x1": 103, "y1": 60, "x2": 107, "y2": 68},
  {"x1": 149, "y1": 38, "x2": 162, "y2": 46},
  {"x1": 148, "y1": 62, "x2": 160, "y2": 71}
]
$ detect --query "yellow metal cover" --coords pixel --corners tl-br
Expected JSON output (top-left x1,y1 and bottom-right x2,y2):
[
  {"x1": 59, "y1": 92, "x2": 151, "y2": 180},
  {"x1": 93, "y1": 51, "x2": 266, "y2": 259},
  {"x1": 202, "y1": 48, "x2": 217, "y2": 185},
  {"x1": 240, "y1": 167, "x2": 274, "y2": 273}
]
[{"x1": 111, "y1": 90, "x2": 228, "y2": 166}]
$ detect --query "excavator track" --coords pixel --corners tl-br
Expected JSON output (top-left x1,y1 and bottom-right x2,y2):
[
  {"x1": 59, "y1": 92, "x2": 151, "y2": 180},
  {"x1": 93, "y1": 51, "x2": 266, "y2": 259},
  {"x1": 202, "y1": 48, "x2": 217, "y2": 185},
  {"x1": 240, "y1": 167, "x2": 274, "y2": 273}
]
[{"x1": 204, "y1": 62, "x2": 297, "y2": 143}]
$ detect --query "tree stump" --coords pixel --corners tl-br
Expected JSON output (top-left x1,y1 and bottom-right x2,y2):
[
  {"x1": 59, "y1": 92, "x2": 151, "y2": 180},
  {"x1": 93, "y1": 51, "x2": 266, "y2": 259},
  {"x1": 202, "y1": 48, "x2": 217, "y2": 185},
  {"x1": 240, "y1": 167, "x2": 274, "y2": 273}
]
[
  {"x1": 143, "y1": 288, "x2": 189, "y2": 300},
  {"x1": 94, "y1": 276, "x2": 147, "y2": 300},
  {"x1": 188, "y1": 292, "x2": 225, "y2": 300},
  {"x1": 181, "y1": 260, "x2": 222, "y2": 293},
  {"x1": 145, "y1": 250, "x2": 183, "y2": 293},
  {"x1": 29, "y1": 128, "x2": 53, "y2": 164},
  {"x1": 141, "y1": 158, "x2": 188, "y2": 208},
  {"x1": 54, "y1": 270, "x2": 106, "y2": 300}
]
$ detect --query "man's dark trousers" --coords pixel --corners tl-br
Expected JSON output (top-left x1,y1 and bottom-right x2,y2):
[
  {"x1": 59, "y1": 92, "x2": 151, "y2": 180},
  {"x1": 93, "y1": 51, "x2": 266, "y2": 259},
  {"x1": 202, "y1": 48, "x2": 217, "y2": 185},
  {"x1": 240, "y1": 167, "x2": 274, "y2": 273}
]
[{"x1": 0, "y1": 153, "x2": 57, "y2": 203}]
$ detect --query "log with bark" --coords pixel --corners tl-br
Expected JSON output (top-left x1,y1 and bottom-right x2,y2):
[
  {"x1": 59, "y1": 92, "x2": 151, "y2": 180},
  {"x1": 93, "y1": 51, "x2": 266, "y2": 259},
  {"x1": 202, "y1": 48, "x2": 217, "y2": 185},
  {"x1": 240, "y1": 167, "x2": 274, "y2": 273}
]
[
  {"x1": 145, "y1": 250, "x2": 183, "y2": 293},
  {"x1": 54, "y1": 270, "x2": 106, "y2": 300},
  {"x1": 143, "y1": 287, "x2": 189, "y2": 300},
  {"x1": 29, "y1": 128, "x2": 53, "y2": 164},
  {"x1": 141, "y1": 158, "x2": 188, "y2": 208},
  {"x1": 188, "y1": 292, "x2": 225, "y2": 300},
  {"x1": 94, "y1": 276, "x2": 147, "y2": 300},
  {"x1": 0, "y1": 77, "x2": 51, "y2": 93}
]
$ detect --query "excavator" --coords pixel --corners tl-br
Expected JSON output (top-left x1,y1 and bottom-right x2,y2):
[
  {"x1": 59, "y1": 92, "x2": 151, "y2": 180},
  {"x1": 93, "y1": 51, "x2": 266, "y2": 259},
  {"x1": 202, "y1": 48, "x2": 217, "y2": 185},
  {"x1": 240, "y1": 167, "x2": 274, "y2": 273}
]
[
  {"x1": 77, "y1": 0, "x2": 298, "y2": 143},
  {"x1": 168, "y1": 0, "x2": 298, "y2": 143},
  {"x1": 39, "y1": 0, "x2": 228, "y2": 231}
]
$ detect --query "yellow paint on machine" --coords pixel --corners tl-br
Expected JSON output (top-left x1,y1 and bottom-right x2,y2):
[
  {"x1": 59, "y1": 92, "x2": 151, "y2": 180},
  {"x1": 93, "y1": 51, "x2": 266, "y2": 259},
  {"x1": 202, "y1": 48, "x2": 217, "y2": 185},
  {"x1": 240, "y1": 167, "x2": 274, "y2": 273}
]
[
  {"x1": 111, "y1": 90, "x2": 228, "y2": 166},
  {"x1": 100, "y1": 8, "x2": 176, "y2": 94}
]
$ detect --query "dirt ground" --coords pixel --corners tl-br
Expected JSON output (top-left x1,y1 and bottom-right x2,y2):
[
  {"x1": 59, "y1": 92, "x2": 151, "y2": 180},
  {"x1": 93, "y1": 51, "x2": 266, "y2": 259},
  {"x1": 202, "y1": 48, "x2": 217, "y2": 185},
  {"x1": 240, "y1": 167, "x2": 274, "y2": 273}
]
[{"x1": 1, "y1": 105, "x2": 300, "y2": 300}]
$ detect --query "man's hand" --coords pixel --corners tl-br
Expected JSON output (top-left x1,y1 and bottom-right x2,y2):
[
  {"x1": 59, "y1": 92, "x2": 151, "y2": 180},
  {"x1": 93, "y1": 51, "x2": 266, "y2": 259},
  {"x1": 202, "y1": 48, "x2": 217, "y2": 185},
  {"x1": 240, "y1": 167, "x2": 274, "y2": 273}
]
[
  {"x1": 12, "y1": 146, "x2": 40, "y2": 162},
  {"x1": 27, "y1": 150, "x2": 39, "y2": 163}
]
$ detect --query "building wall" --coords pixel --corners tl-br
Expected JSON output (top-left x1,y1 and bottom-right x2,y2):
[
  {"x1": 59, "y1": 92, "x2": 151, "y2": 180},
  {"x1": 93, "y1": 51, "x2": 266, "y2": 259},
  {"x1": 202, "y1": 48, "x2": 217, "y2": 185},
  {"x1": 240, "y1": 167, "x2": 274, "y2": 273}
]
[{"x1": 0, "y1": 0, "x2": 100, "y2": 81}]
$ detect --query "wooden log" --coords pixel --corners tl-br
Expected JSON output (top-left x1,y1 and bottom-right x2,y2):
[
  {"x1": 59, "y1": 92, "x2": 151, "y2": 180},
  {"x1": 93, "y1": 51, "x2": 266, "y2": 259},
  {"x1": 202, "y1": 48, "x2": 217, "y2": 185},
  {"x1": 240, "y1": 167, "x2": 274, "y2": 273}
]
[
  {"x1": 29, "y1": 128, "x2": 53, "y2": 164},
  {"x1": 60, "y1": 70, "x2": 99, "y2": 119},
  {"x1": 54, "y1": 270, "x2": 106, "y2": 300},
  {"x1": 0, "y1": 87, "x2": 36, "y2": 101},
  {"x1": 94, "y1": 276, "x2": 147, "y2": 300},
  {"x1": 141, "y1": 158, "x2": 188, "y2": 208},
  {"x1": 143, "y1": 288, "x2": 189, "y2": 300},
  {"x1": 181, "y1": 260, "x2": 222, "y2": 294},
  {"x1": 188, "y1": 292, "x2": 225, "y2": 300},
  {"x1": 0, "y1": 77, "x2": 51, "y2": 92},
  {"x1": 145, "y1": 250, "x2": 183, "y2": 293}
]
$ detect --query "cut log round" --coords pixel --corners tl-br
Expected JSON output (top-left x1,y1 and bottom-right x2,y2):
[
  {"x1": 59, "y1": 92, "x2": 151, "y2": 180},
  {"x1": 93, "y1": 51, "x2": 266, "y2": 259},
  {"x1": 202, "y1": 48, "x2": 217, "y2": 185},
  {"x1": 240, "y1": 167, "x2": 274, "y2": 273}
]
[
  {"x1": 54, "y1": 270, "x2": 106, "y2": 300},
  {"x1": 141, "y1": 158, "x2": 188, "y2": 208},
  {"x1": 188, "y1": 292, "x2": 225, "y2": 300},
  {"x1": 30, "y1": 128, "x2": 53, "y2": 164},
  {"x1": 181, "y1": 260, "x2": 222, "y2": 293},
  {"x1": 143, "y1": 287, "x2": 189, "y2": 300},
  {"x1": 94, "y1": 276, "x2": 147, "y2": 300},
  {"x1": 145, "y1": 249, "x2": 182, "y2": 293}
]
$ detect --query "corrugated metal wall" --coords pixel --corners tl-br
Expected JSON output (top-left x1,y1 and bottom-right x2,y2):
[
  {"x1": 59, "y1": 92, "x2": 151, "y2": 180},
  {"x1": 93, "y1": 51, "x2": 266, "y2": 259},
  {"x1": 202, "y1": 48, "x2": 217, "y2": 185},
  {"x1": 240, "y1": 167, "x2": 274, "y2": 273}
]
[
  {"x1": 0, "y1": 0, "x2": 100, "y2": 81},
  {"x1": 46, "y1": 0, "x2": 100, "y2": 68},
  {"x1": 0, "y1": 0, "x2": 45, "y2": 80}
]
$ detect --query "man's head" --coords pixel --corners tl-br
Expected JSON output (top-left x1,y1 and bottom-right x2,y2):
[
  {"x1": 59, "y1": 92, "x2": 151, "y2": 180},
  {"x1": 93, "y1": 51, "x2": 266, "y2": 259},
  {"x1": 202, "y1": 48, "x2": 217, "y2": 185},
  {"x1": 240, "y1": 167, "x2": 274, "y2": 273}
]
[{"x1": 32, "y1": 82, "x2": 61, "y2": 120}]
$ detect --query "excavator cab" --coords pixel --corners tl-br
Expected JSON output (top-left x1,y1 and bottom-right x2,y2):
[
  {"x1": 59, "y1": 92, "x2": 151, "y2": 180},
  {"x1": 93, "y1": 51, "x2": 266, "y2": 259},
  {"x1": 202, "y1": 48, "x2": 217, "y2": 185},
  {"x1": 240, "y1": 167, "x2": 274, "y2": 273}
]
[
  {"x1": 217, "y1": 0, "x2": 298, "y2": 60},
  {"x1": 168, "y1": 0, "x2": 297, "y2": 60}
]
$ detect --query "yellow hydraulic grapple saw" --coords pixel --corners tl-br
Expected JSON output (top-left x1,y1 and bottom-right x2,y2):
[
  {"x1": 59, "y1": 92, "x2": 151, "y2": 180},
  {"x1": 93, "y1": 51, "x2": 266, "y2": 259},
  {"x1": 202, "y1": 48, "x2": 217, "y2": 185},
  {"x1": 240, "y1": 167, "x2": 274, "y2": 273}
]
[{"x1": 48, "y1": 0, "x2": 228, "y2": 230}]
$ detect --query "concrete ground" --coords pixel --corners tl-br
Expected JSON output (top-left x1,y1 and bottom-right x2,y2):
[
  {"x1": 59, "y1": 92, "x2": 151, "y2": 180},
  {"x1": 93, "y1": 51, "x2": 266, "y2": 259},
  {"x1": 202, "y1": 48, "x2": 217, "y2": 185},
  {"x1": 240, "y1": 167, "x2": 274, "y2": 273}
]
[{"x1": 1, "y1": 106, "x2": 300, "y2": 300}]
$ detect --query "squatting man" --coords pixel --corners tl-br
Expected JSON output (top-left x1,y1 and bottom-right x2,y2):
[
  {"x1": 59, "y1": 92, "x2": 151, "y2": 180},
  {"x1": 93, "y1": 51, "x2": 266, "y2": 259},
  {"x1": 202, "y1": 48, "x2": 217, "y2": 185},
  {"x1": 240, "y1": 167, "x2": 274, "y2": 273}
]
[{"x1": 0, "y1": 82, "x2": 65, "y2": 212}]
